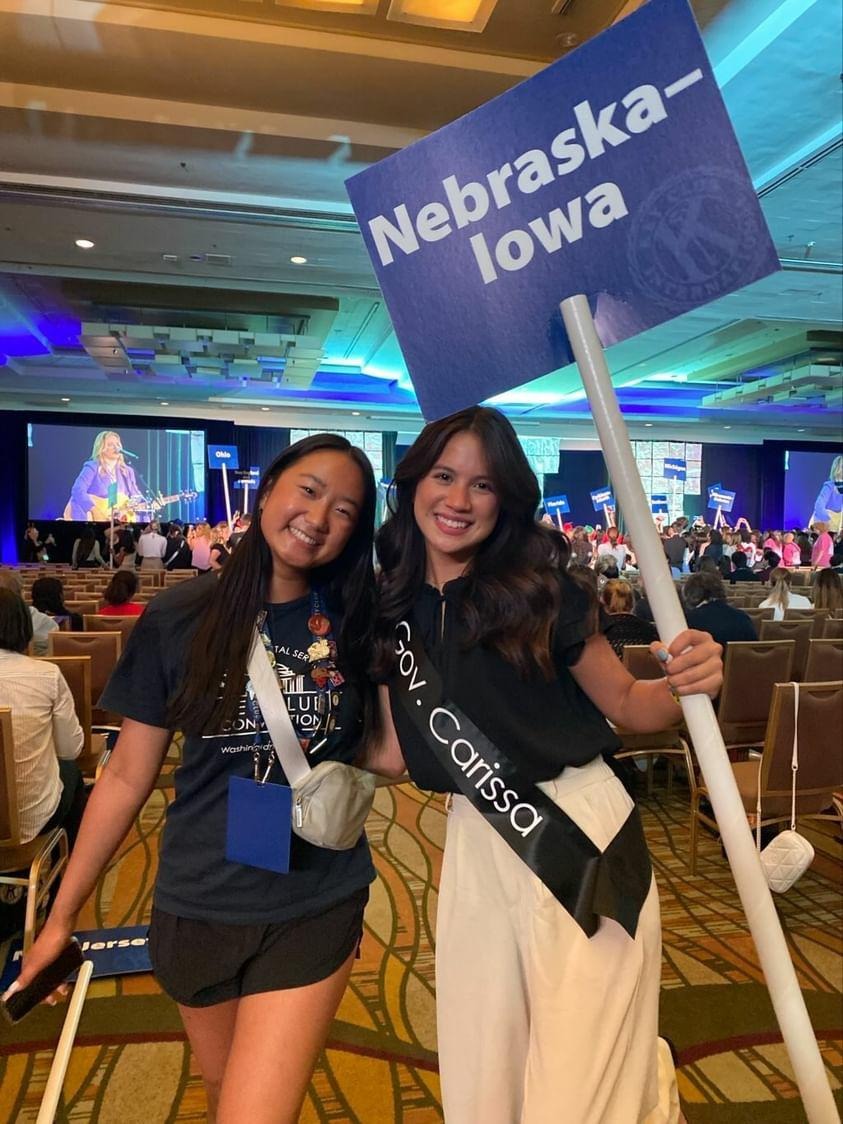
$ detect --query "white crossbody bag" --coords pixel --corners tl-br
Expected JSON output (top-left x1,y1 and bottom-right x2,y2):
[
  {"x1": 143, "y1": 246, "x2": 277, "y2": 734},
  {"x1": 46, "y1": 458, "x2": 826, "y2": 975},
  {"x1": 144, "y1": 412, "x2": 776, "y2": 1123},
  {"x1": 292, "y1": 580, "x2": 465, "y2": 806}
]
[
  {"x1": 247, "y1": 630, "x2": 375, "y2": 851},
  {"x1": 757, "y1": 681, "x2": 814, "y2": 893}
]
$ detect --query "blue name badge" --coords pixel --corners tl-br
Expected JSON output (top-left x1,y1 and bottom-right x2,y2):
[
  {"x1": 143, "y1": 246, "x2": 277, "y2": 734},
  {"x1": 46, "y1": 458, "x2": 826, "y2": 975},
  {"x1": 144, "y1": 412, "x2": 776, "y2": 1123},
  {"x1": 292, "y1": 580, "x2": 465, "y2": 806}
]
[{"x1": 226, "y1": 775, "x2": 292, "y2": 874}]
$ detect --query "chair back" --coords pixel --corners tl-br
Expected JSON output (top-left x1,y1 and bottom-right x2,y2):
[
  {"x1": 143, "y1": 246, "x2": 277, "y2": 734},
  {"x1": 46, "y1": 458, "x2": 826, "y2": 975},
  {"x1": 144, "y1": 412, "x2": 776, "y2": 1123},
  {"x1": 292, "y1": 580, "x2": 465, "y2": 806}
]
[
  {"x1": 788, "y1": 569, "x2": 813, "y2": 587},
  {"x1": 83, "y1": 613, "x2": 139, "y2": 648},
  {"x1": 622, "y1": 645, "x2": 663, "y2": 681},
  {"x1": 47, "y1": 631, "x2": 122, "y2": 716},
  {"x1": 718, "y1": 640, "x2": 796, "y2": 746},
  {"x1": 822, "y1": 617, "x2": 843, "y2": 640},
  {"x1": 0, "y1": 708, "x2": 19, "y2": 846},
  {"x1": 65, "y1": 600, "x2": 101, "y2": 617},
  {"x1": 37, "y1": 656, "x2": 93, "y2": 755},
  {"x1": 804, "y1": 639, "x2": 843, "y2": 684},
  {"x1": 760, "y1": 682, "x2": 843, "y2": 813},
  {"x1": 743, "y1": 607, "x2": 776, "y2": 628},
  {"x1": 758, "y1": 618, "x2": 814, "y2": 680}
]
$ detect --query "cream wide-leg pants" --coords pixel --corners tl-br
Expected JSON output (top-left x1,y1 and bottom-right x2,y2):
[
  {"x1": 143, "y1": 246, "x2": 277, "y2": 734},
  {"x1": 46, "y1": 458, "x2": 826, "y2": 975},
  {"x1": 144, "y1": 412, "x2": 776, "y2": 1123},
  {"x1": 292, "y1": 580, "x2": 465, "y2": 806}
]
[{"x1": 435, "y1": 756, "x2": 680, "y2": 1124}]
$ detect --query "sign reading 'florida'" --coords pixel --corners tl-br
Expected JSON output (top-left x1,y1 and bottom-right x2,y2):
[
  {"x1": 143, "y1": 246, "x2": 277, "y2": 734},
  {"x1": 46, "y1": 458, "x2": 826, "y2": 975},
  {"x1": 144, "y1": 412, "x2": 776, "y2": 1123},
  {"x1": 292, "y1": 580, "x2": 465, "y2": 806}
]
[{"x1": 346, "y1": 0, "x2": 779, "y2": 420}]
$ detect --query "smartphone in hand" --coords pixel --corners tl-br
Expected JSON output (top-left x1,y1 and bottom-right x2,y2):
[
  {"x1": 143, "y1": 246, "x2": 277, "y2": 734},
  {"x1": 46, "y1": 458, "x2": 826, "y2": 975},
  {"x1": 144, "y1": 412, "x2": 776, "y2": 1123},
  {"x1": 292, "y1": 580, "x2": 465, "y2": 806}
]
[{"x1": 1, "y1": 940, "x2": 85, "y2": 1024}]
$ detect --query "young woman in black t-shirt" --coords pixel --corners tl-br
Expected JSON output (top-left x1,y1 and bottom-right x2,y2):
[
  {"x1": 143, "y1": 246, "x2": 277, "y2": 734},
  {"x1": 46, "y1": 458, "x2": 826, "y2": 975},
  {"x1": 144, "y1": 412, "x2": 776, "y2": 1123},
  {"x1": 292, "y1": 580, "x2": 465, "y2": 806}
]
[
  {"x1": 369, "y1": 407, "x2": 721, "y2": 1124},
  {"x1": 13, "y1": 435, "x2": 379, "y2": 1124}
]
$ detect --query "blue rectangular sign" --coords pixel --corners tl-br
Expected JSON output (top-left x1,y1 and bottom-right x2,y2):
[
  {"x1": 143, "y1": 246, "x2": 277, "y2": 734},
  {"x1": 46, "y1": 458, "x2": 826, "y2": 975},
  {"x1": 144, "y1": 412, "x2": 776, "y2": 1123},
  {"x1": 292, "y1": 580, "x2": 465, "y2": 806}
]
[
  {"x1": 346, "y1": 0, "x2": 779, "y2": 421},
  {"x1": 233, "y1": 466, "x2": 260, "y2": 489},
  {"x1": 663, "y1": 458, "x2": 687, "y2": 481},
  {"x1": 651, "y1": 494, "x2": 670, "y2": 514},
  {"x1": 544, "y1": 494, "x2": 570, "y2": 516},
  {"x1": 591, "y1": 487, "x2": 614, "y2": 510},
  {"x1": 707, "y1": 485, "x2": 735, "y2": 512},
  {"x1": 208, "y1": 445, "x2": 239, "y2": 470}
]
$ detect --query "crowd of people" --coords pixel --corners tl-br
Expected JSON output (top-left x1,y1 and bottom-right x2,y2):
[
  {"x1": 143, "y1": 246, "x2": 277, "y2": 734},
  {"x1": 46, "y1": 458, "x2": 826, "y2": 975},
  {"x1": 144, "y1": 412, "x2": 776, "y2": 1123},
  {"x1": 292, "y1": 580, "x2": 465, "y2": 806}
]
[{"x1": 2, "y1": 421, "x2": 841, "y2": 1124}]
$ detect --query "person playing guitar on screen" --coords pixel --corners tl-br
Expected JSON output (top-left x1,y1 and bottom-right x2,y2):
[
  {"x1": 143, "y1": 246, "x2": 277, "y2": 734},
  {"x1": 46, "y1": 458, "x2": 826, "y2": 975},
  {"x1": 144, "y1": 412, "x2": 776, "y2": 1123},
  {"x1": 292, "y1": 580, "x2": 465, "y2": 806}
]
[
  {"x1": 64, "y1": 431, "x2": 146, "y2": 522},
  {"x1": 811, "y1": 454, "x2": 843, "y2": 534}
]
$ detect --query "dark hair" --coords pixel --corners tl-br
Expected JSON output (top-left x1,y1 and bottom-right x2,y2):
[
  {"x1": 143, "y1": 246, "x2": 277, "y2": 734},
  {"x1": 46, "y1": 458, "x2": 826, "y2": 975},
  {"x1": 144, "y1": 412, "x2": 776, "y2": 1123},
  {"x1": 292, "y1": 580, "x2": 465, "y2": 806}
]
[
  {"x1": 116, "y1": 529, "x2": 135, "y2": 553},
  {"x1": 31, "y1": 577, "x2": 68, "y2": 616},
  {"x1": 76, "y1": 529, "x2": 97, "y2": 563},
  {"x1": 169, "y1": 434, "x2": 377, "y2": 735},
  {"x1": 732, "y1": 550, "x2": 748, "y2": 567},
  {"x1": 104, "y1": 570, "x2": 138, "y2": 606},
  {"x1": 373, "y1": 406, "x2": 572, "y2": 680},
  {"x1": 0, "y1": 588, "x2": 33, "y2": 653},
  {"x1": 683, "y1": 571, "x2": 727, "y2": 609},
  {"x1": 763, "y1": 549, "x2": 781, "y2": 568},
  {"x1": 709, "y1": 529, "x2": 723, "y2": 546}
]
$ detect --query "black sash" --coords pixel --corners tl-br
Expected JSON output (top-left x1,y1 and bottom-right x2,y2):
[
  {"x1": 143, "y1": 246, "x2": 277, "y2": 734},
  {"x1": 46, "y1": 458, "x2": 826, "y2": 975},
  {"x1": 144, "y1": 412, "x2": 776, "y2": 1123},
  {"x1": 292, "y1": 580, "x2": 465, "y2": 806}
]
[{"x1": 391, "y1": 619, "x2": 652, "y2": 938}]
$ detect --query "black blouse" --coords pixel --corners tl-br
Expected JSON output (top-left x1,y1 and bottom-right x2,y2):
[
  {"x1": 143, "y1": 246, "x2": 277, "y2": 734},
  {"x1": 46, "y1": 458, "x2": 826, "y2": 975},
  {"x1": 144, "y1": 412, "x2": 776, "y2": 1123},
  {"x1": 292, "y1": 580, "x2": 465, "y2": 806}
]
[{"x1": 389, "y1": 574, "x2": 621, "y2": 793}]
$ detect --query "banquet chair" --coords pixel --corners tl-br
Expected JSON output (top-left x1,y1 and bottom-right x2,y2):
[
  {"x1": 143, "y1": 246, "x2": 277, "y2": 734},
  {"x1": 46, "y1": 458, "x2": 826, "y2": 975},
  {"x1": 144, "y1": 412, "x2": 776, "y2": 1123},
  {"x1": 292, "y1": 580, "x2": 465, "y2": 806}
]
[
  {"x1": 691, "y1": 682, "x2": 843, "y2": 872},
  {"x1": 48, "y1": 631, "x2": 122, "y2": 724},
  {"x1": 716, "y1": 640, "x2": 796, "y2": 751},
  {"x1": 803, "y1": 639, "x2": 843, "y2": 684},
  {"x1": 822, "y1": 618, "x2": 843, "y2": 640},
  {"x1": 759, "y1": 619, "x2": 814, "y2": 681},
  {"x1": 36, "y1": 656, "x2": 108, "y2": 779},
  {"x1": 83, "y1": 613, "x2": 139, "y2": 649}
]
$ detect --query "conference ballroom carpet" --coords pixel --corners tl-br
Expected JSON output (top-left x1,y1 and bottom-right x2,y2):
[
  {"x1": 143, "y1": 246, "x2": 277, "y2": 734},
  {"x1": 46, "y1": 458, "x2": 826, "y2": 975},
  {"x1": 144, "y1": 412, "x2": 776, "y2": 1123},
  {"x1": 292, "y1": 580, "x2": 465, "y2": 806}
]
[{"x1": 0, "y1": 754, "x2": 840, "y2": 1122}]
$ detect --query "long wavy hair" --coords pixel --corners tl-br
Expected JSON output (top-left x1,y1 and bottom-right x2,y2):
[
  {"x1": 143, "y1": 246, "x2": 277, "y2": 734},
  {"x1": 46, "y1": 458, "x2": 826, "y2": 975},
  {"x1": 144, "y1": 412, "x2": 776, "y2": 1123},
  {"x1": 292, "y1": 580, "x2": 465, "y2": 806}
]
[
  {"x1": 169, "y1": 434, "x2": 378, "y2": 735},
  {"x1": 372, "y1": 407, "x2": 571, "y2": 681},
  {"x1": 91, "y1": 431, "x2": 128, "y2": 476}
]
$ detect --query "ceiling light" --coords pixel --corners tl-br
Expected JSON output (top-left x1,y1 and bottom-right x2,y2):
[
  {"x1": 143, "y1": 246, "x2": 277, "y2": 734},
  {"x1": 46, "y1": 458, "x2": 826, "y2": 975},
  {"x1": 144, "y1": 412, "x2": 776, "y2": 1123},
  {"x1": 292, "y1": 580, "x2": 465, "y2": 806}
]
[
  {"x1": 75, "y1": 238, "x2": 95, "y2": 249},
  {"x1": 60, "y1": 397, "x2": 71, "y2": 403},
  {"x1": 290, "y1": 256, "x2": 308, "y2": 265},
  {"x1": 351, "y1": 411, "x2": 361, "y2": 416},
  {"x1": 723, "y1": 425, "x2": 732, "y2": 430},
  {"x1": 260, "y1": 406, "x2": 270, "y2": 411},
  {"x1": 797, "y1": 428, "x2": 806, "y2": 432},
  {"x1": 644, "y1": 422, "x2": 653, "y2": 427},
  {"x1": 387, "y1": 0, "x2": 496, "y2": 32},
  {"x1": 160, "y1": 401, "x2": 169, "y2": 406}
]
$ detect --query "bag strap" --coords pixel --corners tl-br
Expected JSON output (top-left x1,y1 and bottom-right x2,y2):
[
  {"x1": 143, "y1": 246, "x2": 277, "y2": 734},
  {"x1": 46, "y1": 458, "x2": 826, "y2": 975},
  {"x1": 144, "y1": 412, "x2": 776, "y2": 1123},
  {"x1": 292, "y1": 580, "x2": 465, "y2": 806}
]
[
  {"x1": 247, "y1": 628, "x2": 311, "y2": 786},
  {"x1": 790, "y1": 681, "x2": 800, "y2": 832}
]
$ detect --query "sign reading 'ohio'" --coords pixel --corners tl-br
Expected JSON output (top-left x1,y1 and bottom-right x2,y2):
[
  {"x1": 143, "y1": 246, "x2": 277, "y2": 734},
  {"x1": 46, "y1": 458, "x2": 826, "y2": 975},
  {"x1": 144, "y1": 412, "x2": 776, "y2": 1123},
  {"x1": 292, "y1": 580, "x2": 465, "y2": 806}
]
[{"x1": 346, "y1": 0, "x2": 779, "y2": 420}]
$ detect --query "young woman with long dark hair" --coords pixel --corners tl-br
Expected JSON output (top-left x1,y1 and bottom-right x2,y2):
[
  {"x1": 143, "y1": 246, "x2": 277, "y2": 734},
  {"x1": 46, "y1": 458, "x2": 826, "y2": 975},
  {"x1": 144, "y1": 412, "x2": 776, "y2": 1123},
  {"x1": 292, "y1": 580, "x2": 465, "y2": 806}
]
[
  {"x1": 369, "y1": 407, "x2": 721, "y2": 1124},
  {"x1": 13, "y1": 435, "x2": 379, "y2": 1124}
]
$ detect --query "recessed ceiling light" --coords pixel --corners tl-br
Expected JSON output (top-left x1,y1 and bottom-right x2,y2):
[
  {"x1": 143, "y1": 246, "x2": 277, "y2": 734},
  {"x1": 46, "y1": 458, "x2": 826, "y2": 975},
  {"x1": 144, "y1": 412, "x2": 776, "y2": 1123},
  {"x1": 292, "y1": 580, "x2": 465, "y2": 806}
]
[
  {"x1": 351, "y1": 410, "x2": 361, "y2": 416},
  {"x1": 643, "y1": 422, "x2": 653, "y2": 427},
  {"x1": 290, "y1": 255, "x2": 308, "y2": 265},
  {"x1": 60, "y1": 397, "x2": 71, "y2": 403},
  {"x1": 75, "y1": 238, "x2": 95, "y2": 249},
  {"x1": 797, "y1": 428, "x2": 806, "y2": 432},
  {"x1": 723, "y1": 425, "x2": 732, "y2": 430},
  {"x1": 160, "y1": 401, "x2": 169, "y2": 406},
  {"x1": 260, "y1": 406, "x2": 270, "y2": 411}
]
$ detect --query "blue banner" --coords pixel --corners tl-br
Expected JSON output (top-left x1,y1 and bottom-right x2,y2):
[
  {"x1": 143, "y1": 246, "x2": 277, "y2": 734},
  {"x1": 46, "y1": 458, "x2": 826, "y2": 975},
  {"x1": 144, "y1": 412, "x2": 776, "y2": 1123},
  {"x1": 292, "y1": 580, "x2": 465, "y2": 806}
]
[
  {"x1": 346, "y1": 0, "x2": 779, "y2": 420},
  {"x1": 208, "y1": 445, "x2": 239, "y2": 470},
  {"x1": 544, "y1": 494, "x2": 571, "y2": 516},
  {"x1": 0, "y1": 926, "x2": 151, "y2": 992},
  {"x1": 233, "y1": 466, "x2": 260, "y2": 490},
  {"x1": 591, "y1": 487, "x2": 614, "y2": 510},
  {"x1": 663, "y1": 458, "x2": 687, "y2": 481},
  {"x1": 651, "y1": 494, "x2": 670, "y2": 514}
]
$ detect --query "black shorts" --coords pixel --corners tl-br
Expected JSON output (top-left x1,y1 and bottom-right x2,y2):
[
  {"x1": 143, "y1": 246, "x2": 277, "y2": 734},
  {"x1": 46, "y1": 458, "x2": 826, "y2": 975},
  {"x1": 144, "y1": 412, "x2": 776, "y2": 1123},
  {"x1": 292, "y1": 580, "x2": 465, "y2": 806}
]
[{"x1": 148, "y1": 887, "x2": 368, "y2": 1008}]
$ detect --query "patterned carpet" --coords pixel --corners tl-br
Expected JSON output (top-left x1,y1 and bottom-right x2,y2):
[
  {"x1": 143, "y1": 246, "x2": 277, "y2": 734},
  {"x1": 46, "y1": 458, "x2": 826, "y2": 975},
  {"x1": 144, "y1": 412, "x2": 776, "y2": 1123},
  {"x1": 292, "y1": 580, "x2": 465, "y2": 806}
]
[{"x1": 0, "y1": 755, "x2": 840, "y2": 1123}]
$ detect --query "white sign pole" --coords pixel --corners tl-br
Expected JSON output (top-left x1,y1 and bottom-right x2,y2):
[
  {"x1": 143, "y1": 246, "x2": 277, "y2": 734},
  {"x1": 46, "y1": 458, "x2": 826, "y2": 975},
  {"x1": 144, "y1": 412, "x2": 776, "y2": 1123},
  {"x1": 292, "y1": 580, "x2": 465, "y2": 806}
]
[
  {"x1": 242, "y1": 480, "x2": 251, "y2": 518},
  {"x1": 556, "y1": 511, "x2": 563, "y2": 532},
  {"x1": 560, "y1": 294, "x2": 837, "y2": 1123},
  {"x1": 221, "y1": 463, "x2": 234, "y2": 531}
]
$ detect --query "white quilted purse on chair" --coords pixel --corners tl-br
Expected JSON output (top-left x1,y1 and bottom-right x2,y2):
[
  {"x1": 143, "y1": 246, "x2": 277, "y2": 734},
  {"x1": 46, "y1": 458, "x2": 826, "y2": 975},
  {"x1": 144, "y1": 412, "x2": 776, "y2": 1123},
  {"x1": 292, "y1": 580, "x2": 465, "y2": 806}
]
[{"x1": 757, "y1": 682, "x2": 814, "y2": 893}]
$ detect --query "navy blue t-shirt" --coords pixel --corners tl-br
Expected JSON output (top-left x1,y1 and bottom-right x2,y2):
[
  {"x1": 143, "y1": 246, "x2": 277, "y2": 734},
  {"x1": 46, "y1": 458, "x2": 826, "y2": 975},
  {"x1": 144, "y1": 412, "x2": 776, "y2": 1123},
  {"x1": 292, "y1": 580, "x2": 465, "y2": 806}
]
[{"x1": 100, "y1": 575, "x2": 375, "y2": 924}]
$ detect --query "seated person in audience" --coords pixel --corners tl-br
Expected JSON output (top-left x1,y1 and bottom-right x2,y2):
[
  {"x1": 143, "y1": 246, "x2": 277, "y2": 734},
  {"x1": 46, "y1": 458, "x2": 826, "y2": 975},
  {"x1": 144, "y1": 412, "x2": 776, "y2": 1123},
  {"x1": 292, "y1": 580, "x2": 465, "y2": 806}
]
[
  {"x1": 71, "y1": 529, "x2": 107, "y2": 570},
  {"x1": 208, "y1": 542, "x2": 230, "y2": 571},
  {"x1": 729, "y1": 550, "x2": 761, "y2": 583},
  {"x1": 813, "y1": 568, "x2": 843, "y2": 612},
  {"x1": 0, "y1": 591, "x2": 85, "y2": 847},
  {"x1": 758, "y1": 568, "x2": 812, "y2": 620},
  {"x1": 100, "y1": 570, "x2": 145, "y2": 616},
  {"x1": 31, "y1": 577, "x2": 83, "y2": 631},
  {"x1": 594, "y1": 553, "x2": 619, "y2": 591},
  {"x1": 682, "y1": 571, "x2": 757, "y2": 648},
  {"x1": 0, "y1": 569, "x2": 58, "y2": 655},
  {"x1": 600, "y1": 579, "x2": 657, "y2": 658},
  {"x1": 756, "y1": 549, "x2": 781, "y2": 582}
]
